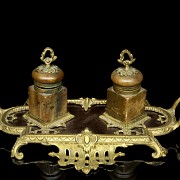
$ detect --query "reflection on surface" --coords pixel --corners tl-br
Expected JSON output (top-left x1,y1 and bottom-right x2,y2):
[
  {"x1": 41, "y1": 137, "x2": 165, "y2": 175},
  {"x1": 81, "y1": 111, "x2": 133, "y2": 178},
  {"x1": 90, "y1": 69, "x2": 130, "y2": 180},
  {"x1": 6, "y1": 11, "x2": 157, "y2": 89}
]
[{"x1": 0, "y1": 144, "x2": 179, "y2": 179}]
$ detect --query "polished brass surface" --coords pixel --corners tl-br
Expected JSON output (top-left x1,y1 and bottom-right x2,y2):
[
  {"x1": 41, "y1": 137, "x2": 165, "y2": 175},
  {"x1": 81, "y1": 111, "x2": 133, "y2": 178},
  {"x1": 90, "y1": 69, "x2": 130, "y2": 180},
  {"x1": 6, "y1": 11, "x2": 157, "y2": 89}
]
[
  {"x1": 0, "y1": 48, "x2": 179, "y2": 175},
  {"x1": 0, "y1": 97, "x2": 179, "y2": 174},
  {"x1": 67, "y1": 97, "x2": 107, "y2": 111}
]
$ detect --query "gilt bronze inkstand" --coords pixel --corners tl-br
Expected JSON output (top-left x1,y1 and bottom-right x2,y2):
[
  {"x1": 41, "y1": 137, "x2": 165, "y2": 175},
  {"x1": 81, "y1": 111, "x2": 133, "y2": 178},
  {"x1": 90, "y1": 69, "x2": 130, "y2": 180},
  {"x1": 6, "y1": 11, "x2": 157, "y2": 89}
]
[{"x1": 0, "y1": 48, "x2": 179, "y2": 178}]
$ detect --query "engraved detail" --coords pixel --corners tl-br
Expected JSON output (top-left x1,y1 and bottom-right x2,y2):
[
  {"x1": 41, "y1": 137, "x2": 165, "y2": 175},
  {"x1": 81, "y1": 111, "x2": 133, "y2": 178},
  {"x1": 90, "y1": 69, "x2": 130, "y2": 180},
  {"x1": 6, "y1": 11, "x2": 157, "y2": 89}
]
[
  {"x1": 145, "y1": 106, "x2": 178, "y2": 136},
  {"x1": 23, "y1": 111, "x2": 74, "y2": 129},
  {"x1": 157, "y1": 114, "x2": 167, "y2": 124},
  {"x1": 36, "y1": 64, "x2": 60, "y2": 73},
  {"x1": 116, "y1": 67, "x2": 139, "y2": 77},
  {"x1": 0, "y1": 97, "x2": 179, "y2": 175},
  {"x1": 0, "y1": 105, "x2": 74, "y2": 135},
  {"x1": 76, "y1": 128, "x2": 98, "y2": 153},
  {"x1": 11, "y1": 128, "x2": 167, "y2": 174},
  {"x1": 1, "y1": 106, "x2": 28, "y2": 135},
  {"x1": 34, "y1": 47, "x2": 59, "y2": 73},
  {"x1": 99, "y1": 112, "x2": 151, "y2": 130},
  {"x1": 68, "y1": 98, "x2": 106, "y2": 111},
  {"x1": 99, "y1": 104, "x2": 179, "y2": 137}
]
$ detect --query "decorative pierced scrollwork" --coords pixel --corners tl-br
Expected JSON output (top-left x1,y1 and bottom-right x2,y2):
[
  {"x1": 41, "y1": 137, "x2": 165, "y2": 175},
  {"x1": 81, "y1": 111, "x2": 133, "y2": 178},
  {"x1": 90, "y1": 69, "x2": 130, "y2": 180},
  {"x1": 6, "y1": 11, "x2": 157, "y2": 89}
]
[
  {"x1": 68, "y1": 97, "x2": 106, "y2": 111},
  {"x1": 11, "y1": 128, "x2": 167, "y2": 174},
  {"x1": 0, "y1": 97, "x2": 179, "y2": 174}
]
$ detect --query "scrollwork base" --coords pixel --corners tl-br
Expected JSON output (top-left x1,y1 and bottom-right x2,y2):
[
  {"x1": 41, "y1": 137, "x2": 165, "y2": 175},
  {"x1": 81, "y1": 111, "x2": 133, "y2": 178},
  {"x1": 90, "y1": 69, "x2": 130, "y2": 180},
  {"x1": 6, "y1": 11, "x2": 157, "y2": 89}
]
[{"x1": 11, "y1": 128, "x2": 167, "y2": 174}]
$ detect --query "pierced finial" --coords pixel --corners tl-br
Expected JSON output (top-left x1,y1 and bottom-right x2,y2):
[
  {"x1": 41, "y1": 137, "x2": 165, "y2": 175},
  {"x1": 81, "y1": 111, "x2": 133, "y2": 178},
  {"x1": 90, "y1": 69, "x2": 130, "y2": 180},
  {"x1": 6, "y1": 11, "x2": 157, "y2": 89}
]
[
  {"x1": 40, "y1": 47, "x2": 57, "y2": 66},
  {"x1": 117, "y1": 49, "x2": 135, "y2": 70}
]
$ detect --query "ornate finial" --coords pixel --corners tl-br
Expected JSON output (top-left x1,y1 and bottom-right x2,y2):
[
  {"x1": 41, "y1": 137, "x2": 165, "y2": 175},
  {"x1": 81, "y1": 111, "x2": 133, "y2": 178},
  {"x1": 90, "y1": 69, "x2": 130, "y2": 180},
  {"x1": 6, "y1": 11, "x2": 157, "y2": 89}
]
[
  {"x1": 117, "y1": 49, "x2": 135, "y2": 70},
  {"x1": 40, "y1": 47, "x2": 57, "y2": 66}
]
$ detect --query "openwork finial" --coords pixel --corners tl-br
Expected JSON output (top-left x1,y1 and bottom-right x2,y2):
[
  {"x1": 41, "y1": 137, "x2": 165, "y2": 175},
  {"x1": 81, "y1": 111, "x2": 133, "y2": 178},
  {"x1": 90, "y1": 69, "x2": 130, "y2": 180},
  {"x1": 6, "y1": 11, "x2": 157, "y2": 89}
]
[
  {"x1": 117, "y1": 49, "x2": 135, "y2": 70},
  {"x1": 40, "y1": 47, "x2": 57, "y2": 66}
]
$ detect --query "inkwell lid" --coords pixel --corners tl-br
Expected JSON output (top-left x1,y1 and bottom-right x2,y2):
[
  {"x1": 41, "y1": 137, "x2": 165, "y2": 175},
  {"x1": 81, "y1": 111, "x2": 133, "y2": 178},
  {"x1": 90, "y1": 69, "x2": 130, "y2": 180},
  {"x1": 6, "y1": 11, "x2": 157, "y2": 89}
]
[
  {"x1": 111, "y1": 49, "x2": 143, "y2": 93},
  {"x1": 32, "y1": 47, "x2": 64, "y2": 88}
]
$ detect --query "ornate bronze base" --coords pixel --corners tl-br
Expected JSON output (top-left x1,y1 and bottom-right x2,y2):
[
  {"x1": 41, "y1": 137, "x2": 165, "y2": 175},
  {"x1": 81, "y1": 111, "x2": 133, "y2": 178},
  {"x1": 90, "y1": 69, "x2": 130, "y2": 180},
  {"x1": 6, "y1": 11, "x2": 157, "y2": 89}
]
[{"x1": 0, "y1": 98, "x2": 180, "y2": 175}]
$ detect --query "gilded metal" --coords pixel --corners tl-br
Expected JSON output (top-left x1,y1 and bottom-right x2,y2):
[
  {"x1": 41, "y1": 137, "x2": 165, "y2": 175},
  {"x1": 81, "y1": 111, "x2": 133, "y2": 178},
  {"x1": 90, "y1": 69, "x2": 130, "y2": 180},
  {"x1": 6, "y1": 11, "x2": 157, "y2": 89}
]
[
  {"x1": 10, "y1": 127, "x2": 167, "y2": 174},
  {"x1": 100, "y1": 102, "x2": 180, "y2": 136},
  {"x1": 0, "y1": 48, "x2": 179, "y2": 175},
  {"x1": 0, "y1": 106, "x2": 28, "y2": 135},
  {"x1": 0, "y1": 100, "x2": 179, "y2": 174},
  {"x1": 23, "y1": 111, "x2": 74, "y2": 129},
  {"x1": 40, "y1": 47, "x2": 57, "y2": 66},
  {"x1": 117, "y1": 49, "x2": 135, "y2": 71},
  {"x1": 67, "y1": 97, "x2": 106, "y2": 111}
]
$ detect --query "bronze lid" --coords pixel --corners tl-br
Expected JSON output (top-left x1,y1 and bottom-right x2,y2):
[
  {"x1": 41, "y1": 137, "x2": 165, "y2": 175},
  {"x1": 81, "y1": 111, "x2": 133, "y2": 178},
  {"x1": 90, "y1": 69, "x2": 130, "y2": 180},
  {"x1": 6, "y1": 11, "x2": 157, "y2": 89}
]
[
  {"x1": 111, "y1": 49, "x2": 143, "y2": 87},
  {"x1": 32, "y1": 47, "x2": 64, "y2": 85}
]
